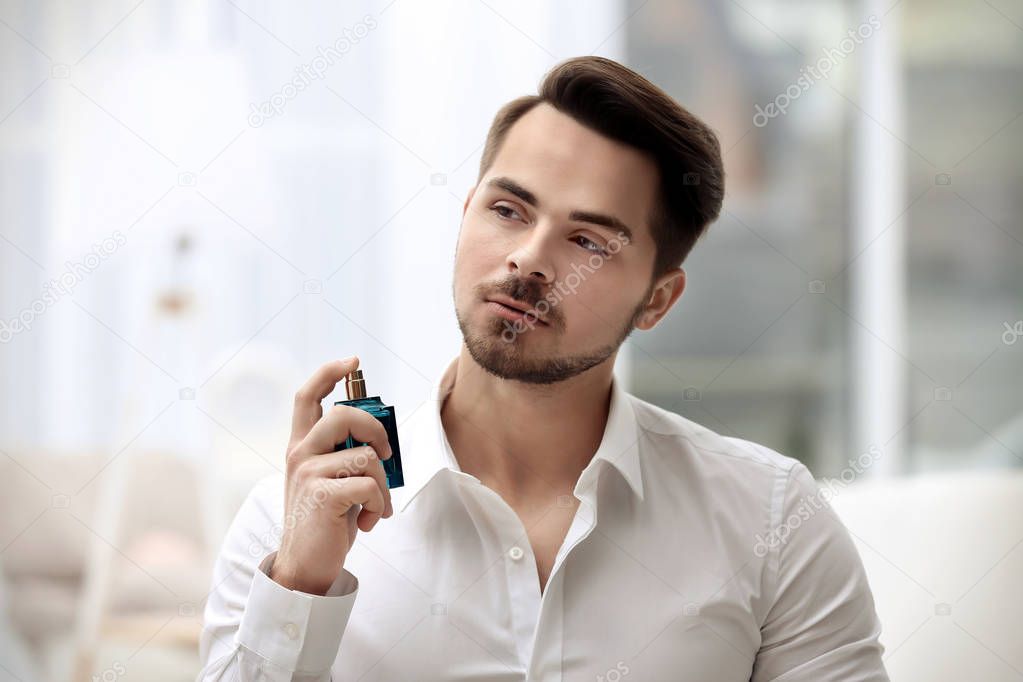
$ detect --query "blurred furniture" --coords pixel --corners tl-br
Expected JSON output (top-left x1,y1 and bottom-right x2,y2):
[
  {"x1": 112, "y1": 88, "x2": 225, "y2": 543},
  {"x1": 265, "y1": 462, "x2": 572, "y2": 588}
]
[
  {"x1": 0, "y1": 553, "x2": 38, "y2": 681},
  {"x1": 0, "y1": 339, "x2": 291, "y2": 682},
  {"x1": 830, "y1": 469, "x2": 1023, "y2": 682},
  {"x1": 0, "y1": 450, "x2": 209, "y2": 681},
  {"x1": 67, "y1": 229, "x2": 208, "y2": 681}
]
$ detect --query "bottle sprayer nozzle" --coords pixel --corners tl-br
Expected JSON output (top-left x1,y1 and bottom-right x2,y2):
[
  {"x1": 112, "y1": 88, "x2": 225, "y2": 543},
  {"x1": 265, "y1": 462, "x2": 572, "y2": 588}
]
[{"x1": 345, "y1": 369, "x2": 367, "y2": 400}]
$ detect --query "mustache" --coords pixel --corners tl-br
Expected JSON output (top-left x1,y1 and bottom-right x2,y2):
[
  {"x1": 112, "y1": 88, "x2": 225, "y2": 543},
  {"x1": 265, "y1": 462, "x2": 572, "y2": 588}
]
[
  {"x1": 484, "y1": 276, "x2": 542, "y2": 306},
  {"x1": 478, "y1": 275, "x2": 561, "y2": 323}
]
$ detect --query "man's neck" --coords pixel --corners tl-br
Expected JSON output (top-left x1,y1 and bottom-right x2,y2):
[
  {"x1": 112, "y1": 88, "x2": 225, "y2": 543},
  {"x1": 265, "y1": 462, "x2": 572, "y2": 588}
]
[{"x1": 440, "y1": 346, "x2": 616, "y2": 505}]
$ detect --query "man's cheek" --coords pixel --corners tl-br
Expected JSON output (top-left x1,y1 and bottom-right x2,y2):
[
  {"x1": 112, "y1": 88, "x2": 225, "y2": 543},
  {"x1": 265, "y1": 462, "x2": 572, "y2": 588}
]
[{"x1": 467, "y1": 235, "x2": 496, "y2": 257}]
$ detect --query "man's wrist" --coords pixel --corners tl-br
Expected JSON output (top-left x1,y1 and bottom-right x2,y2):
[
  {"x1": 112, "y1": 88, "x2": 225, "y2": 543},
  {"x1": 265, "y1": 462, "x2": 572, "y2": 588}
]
[{"x1": 268, "y1": 556, "x2": 331, "y2": 596}]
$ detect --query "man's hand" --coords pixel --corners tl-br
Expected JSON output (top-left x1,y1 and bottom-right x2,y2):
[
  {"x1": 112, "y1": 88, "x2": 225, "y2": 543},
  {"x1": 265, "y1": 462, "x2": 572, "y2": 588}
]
[{"x1": 269, "y1": 356, "x2": 394, "y2": 595}]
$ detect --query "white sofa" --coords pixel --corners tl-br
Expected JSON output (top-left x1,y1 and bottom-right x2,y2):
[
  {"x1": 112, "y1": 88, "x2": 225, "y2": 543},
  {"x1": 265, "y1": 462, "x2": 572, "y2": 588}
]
[
  {"x1": 829, "y1": 469, "x2": 1023, "y2": 681},
  {"x1": 0, "y1": 450, "x2": 211, "y2": 681}
]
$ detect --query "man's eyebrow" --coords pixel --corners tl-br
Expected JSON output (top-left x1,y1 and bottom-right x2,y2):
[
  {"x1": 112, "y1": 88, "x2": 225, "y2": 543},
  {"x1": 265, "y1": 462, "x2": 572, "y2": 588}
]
[
  {"x1": 488, "y1": 177, "x2": 538, "y2": 207},
  {"x1": 567, "y1": 210, "x2": 633, "y2": 243},
  {"x1": 486, "y1": 176, "x2": 634, "y2": 244}
]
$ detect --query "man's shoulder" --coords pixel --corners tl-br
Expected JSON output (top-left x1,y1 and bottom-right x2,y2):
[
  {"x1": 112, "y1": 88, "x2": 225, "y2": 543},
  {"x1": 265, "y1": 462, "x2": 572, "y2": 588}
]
[
  {"x1": 625, "y1": 391, "x2": 806, "y2": 480},
  {"x1": 625, "y1": 392, "x2": 824, "y2": 552}
]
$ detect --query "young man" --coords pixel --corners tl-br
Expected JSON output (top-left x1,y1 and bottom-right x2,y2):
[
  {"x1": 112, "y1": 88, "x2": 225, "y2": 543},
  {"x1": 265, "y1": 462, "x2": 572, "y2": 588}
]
[{"x1": 198, "y1": 56, "x2": 888, "y2": 681}]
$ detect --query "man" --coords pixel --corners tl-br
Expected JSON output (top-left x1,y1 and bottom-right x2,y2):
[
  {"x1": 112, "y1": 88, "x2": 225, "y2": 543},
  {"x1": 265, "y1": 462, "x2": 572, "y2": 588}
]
[{"x1": 198, "y1": 56, "x2": 888, "y2": 681}]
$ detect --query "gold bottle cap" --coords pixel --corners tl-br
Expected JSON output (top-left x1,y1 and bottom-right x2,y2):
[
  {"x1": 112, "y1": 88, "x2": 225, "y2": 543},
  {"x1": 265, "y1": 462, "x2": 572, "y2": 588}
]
[{"x1": 345, "y1": 369, "x2": 367, "y2": 400}]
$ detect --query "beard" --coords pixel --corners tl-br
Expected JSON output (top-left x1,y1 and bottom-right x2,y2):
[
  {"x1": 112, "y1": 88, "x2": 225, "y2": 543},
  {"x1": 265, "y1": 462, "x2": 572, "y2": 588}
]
[{"x1": 454, "y1": 275, "x2": 649, "y2": 385}]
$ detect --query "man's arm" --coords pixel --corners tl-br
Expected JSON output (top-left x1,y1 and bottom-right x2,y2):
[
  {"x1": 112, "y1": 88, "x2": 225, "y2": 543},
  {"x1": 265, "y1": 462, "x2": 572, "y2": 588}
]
[
  {"x1": 197, "y1": 477, "x2": 360, "y2": 681},
  {"x1": 751, "y1": 462, "x2": 889, "y2": 681},
  {"x1": 198, "y1": 357, "x2": 394, "y2": 680}
]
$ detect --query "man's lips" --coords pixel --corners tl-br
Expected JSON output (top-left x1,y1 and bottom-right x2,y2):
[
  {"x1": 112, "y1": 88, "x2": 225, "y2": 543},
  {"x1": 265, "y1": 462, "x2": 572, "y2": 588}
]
[{"x1": 485, "y1": 295, "x2": 549, "y2": 325}]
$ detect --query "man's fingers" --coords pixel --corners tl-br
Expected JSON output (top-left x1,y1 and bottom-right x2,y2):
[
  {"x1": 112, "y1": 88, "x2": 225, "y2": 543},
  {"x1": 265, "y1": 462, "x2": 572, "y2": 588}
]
[
  {"x1": 299, "y1": 446, "x2": 392, "y2": 517},
  {"x1": 299, "y1": 403, "x2": 393, "y2": 462},
  {"x1": 289, "y1": 356, "x2": 359, "y2": 452},
  {"x1": 287, "y1": 357, "x2": 394, "y2": 525},
  {"x1": 330, "y1": 477, "x2": 385, "y2": 530}
]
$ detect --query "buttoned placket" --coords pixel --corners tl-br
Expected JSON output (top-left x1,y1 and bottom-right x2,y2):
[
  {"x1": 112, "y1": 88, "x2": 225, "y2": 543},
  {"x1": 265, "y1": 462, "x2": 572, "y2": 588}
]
[
  {"x1": 456, "y1": 475, "x2": 542, "y2": 668},
  {"x1": 526, "y1": 465, "x2": 602, "y2": 681},
  {"x1": 452, "y1": 464, "x2": 606, "y2": 681}
]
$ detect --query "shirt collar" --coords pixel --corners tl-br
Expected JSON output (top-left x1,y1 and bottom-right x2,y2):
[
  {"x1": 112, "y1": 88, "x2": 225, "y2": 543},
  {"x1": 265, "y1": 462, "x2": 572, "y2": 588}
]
[{"x1": 396, "y1": 356, "x2": 645, "y2": 513}]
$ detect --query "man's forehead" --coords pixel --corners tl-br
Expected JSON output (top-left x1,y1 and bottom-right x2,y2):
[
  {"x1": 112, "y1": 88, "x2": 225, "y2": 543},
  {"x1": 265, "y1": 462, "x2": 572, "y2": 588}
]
[
  {"x1": 486, "y1": 103, "x2": 660, "y2": 227},
  {"x1": 499, "y1": 103, "x2": 653, "y2": 172}
]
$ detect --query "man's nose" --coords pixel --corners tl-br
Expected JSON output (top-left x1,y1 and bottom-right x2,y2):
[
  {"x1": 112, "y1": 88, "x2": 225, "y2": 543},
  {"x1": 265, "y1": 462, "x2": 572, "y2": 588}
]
[{"x1": 505, "y1": 226, "x2": 555, "y2": 284}]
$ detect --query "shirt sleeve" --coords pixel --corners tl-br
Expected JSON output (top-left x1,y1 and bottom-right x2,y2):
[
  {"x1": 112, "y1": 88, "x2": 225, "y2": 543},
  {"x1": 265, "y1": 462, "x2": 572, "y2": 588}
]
[
  {"x1": 197, "y1": 478, "x2": 360, "y2": 681},
  {"x1": 751, "y1": 462, "x2": 889, "y2": 682}
]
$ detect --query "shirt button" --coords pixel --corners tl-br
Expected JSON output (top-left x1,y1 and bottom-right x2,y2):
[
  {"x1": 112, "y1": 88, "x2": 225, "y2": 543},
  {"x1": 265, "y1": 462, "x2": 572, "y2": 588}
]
[
  {"x1": 508, "y1": 546, "x2": 524, "y2": 561},
  {"x1": 282, "y1": 622, "x2": 300, "y2": 640}
]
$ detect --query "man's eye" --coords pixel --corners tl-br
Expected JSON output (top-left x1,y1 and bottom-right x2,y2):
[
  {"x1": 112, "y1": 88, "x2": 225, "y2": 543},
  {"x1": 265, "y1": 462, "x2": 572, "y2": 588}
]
[
  {"x1": 490, "y1": 205, "x2": 523, "y2": 221},
  {"x1": 572, "y1": 235, "x2": 608, "y2": 255}
]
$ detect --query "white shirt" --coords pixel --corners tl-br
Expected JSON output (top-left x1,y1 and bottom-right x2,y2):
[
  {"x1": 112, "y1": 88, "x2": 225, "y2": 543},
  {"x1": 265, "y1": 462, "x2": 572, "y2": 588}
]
[{"x1": 198, "y1": 356, "x2": 888, "y2": 681}]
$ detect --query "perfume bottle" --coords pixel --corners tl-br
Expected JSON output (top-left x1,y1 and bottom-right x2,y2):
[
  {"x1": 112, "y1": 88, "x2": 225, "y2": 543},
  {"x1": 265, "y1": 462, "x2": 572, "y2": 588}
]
[{"x1": 333, "y1": 369, "x2": 404, "y2": 489}]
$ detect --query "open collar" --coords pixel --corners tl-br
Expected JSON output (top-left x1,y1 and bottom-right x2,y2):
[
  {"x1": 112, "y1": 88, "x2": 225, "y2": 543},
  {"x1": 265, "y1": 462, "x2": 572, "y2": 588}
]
[{"x1": 396, "y1": 356, "x2": 644, "y2": 514}]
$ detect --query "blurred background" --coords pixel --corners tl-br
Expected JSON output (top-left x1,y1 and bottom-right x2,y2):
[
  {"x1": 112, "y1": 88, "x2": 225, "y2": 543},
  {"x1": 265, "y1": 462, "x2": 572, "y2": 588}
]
[{"x1": 0, "y1": 0, "x2": 1019, "y2": 680}]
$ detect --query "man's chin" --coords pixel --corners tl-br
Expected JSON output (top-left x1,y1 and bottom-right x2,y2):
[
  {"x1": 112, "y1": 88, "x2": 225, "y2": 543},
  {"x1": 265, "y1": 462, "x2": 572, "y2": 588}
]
[{"x1": 462, "y1": 329, "x2": 615, "y2": 386}]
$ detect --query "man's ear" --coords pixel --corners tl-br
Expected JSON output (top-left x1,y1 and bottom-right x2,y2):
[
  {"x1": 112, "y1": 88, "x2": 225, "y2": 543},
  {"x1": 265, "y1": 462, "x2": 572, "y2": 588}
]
[{"x1": 634, "y1": 267, "x2": 686, "y2": 331}]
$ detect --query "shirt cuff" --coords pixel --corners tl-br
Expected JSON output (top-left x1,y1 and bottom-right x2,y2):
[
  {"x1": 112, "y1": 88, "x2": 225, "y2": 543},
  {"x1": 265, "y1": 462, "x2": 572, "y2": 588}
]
[{"x1": 237, "y1": 551, "x2": 359, "y2": 674}]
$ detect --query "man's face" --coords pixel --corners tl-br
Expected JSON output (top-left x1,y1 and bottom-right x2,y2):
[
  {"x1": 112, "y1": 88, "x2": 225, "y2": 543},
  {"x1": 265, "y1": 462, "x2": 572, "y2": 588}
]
[{"x1": 453, "y1": 103, "x2": 674, "y2": 385}]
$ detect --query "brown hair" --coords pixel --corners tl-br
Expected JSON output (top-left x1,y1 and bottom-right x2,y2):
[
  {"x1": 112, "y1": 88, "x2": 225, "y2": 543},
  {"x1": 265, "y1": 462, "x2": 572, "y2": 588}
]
[{"x1": 478, "y1": 56, "x2": 725, "y2": 279}]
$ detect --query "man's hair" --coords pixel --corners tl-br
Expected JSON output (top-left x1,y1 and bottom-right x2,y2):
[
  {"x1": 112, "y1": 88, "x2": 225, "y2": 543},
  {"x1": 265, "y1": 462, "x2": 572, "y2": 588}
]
[{"x1": 478, "y1": 56, "x2": 725, "y2": 279}]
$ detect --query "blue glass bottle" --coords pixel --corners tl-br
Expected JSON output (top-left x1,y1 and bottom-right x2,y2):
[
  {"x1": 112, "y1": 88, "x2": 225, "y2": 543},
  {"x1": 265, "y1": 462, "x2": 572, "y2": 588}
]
[{"x1": 333, "y1": 369, "x2": 404, "y2": 488}]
